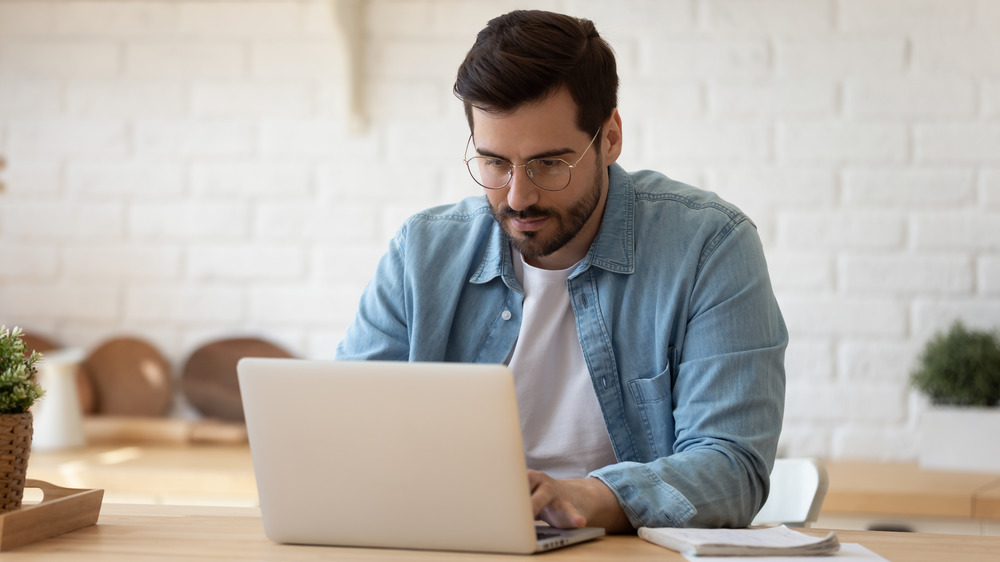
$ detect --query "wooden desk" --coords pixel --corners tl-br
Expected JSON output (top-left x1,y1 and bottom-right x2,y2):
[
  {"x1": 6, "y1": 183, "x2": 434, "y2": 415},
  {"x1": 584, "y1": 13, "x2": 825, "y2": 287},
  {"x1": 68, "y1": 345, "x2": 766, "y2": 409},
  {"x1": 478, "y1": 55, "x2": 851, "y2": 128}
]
[
  {"x1": 823, "y1": 460, "x2": 1000, "y2": 518},
  {"x1": 819, "y1": 460, "x2": 1000, "y2": 535},
  {"x1": 975, "y1": 481, "x2": 1000, "y2": 536},
  {"x1": 5, "y1": 504, "x2": 1000, "y2": 561},
  {"x1": 28, "y1": 447, "x2": 1000, "y2": 535}
]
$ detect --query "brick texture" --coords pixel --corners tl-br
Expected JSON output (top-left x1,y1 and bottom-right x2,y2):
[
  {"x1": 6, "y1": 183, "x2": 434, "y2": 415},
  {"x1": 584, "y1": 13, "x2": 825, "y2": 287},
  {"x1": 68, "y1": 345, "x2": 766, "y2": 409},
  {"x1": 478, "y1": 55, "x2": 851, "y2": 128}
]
[{"x1": 1, "y1": 0, "x2": 999, "y2": 462}]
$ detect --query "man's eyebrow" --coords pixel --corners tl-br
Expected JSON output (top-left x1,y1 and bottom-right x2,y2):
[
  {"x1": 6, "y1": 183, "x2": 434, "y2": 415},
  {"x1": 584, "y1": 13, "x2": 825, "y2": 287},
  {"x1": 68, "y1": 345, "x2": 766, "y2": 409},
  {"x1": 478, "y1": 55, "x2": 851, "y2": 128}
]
[{"x1": 474, "y1": 145, "x2": 576, "y2": 162}]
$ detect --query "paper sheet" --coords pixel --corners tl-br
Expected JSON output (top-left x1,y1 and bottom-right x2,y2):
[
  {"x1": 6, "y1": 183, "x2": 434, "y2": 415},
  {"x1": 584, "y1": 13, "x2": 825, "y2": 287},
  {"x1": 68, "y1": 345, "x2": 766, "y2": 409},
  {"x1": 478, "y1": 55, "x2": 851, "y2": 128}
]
[
  {"x1": 682, "y1": 542, "x2": 888, "y2": 561},
  {"x1": 639, "y1": 525, "x2": 839, "y2": 556}
]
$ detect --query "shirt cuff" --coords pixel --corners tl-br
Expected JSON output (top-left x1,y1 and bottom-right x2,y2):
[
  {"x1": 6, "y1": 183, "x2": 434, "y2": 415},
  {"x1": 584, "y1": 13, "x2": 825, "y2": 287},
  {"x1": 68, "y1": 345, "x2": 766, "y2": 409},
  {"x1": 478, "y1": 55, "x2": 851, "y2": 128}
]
[{"x1": 589, "y1": 462, "x2": 697, "y2": 529}]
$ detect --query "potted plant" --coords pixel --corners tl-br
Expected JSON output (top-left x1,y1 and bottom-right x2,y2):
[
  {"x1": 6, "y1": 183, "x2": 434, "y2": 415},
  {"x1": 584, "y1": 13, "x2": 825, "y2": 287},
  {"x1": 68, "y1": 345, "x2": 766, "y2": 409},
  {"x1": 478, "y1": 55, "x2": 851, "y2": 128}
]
[
  {"x1": 912, "y1": 321, "x2": 1000, "y2": 473},
  {"x1": 0, "y1": 326, "x2": 45, "y2": 513}
]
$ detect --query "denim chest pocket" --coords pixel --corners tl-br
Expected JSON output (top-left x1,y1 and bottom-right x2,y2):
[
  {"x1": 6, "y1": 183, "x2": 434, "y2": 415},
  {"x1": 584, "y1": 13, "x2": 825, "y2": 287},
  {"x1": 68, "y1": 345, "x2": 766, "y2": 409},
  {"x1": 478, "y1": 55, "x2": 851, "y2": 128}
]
[
  {"x1": 627, "y1": 366, "x2": 676, "y2": 458},
  {"x1": 628, "y1": 368, "x2": 673, "y2": 404}
]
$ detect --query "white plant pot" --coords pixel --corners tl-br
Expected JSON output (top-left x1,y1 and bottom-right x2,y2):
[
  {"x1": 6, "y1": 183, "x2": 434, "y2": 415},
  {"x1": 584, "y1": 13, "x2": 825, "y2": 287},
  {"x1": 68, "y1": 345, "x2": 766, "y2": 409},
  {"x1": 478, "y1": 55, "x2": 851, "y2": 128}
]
[{"x1": 919, "y1": 406, "x2": 1000, "y2": 473}]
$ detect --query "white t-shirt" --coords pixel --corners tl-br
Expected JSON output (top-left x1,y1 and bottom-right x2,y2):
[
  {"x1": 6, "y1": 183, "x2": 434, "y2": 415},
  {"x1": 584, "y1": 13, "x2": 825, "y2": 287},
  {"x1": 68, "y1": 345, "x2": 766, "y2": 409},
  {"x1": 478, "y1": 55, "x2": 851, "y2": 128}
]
[{"x1": 508, "y1": 253, "x2": 617, "y2": 479}]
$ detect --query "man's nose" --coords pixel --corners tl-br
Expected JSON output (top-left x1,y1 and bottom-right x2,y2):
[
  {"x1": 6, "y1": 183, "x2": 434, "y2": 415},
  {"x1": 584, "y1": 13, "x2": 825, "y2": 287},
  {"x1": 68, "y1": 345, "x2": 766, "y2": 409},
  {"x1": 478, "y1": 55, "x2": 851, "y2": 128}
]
[{"x1": 506, "y1": 166, "x2": 539, "y2": 212}]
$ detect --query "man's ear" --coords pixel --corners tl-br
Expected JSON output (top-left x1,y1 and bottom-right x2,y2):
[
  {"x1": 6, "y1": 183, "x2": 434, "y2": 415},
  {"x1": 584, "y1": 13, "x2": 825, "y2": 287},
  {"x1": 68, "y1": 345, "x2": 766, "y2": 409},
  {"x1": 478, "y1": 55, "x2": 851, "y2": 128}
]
[{"x1": 603, "y1": 109, "x2": 623, "y2": 165}]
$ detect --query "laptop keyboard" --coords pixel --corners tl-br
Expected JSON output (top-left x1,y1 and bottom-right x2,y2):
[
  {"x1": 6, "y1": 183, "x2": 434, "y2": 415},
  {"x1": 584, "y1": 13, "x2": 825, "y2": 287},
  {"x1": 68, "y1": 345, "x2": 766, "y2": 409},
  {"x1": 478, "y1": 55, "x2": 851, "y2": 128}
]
[{"x1": 536, "y1": 528, "x2": 562, "y2": 539}]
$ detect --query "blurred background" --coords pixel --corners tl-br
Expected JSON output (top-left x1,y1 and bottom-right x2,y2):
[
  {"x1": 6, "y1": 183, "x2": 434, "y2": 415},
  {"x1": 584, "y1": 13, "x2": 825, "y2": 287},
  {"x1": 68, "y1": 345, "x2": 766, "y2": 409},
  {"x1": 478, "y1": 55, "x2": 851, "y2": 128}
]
[{"x1": 0, "y1": 0, "x2": 998, "y2": 462}]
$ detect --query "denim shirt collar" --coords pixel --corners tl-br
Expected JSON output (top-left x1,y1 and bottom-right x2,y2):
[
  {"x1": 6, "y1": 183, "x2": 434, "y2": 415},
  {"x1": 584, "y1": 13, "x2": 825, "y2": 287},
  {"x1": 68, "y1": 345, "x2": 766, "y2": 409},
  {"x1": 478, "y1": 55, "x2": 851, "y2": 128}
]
[{"x1": 470, "y1": 162, "x2": 635, "y2": 288}]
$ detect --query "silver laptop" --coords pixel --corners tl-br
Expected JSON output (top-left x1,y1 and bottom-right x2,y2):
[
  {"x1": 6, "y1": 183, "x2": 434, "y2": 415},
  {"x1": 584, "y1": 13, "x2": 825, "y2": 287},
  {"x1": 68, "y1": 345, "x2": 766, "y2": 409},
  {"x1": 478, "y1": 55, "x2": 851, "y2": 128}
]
[{"x1": 237, "y1": 358, "x2": 605, "y2": 554}]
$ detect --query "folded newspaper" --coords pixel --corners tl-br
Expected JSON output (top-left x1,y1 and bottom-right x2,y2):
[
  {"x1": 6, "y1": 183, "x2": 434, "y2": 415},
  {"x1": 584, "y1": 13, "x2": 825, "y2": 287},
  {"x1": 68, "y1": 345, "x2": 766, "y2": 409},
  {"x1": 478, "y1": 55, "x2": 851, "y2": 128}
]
[{"x1": 638, "y1": 525, "x2": 840, "y2": 557}]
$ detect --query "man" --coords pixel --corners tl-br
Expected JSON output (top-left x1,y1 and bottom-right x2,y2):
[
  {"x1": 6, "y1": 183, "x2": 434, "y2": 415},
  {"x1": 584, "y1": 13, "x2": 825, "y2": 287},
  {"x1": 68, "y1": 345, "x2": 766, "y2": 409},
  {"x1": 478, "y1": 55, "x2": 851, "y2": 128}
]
[{"x1": 336, "y1": 10, "x2": 786, "y2": 532}]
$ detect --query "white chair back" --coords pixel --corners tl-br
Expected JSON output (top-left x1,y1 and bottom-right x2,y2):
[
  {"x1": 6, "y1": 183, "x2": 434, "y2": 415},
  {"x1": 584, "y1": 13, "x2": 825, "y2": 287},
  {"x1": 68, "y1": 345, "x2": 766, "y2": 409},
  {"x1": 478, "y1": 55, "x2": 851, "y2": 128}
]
[{"x1": 751, "y1": 458, "x2": 829, "y2": 527}]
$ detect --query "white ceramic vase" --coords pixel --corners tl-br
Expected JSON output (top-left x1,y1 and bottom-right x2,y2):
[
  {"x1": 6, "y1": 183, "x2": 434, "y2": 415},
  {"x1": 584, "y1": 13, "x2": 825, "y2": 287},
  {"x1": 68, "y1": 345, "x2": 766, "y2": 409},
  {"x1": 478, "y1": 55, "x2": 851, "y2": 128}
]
[{"x1": 31, "y1": 348, "x2": 87, "y2": 451}]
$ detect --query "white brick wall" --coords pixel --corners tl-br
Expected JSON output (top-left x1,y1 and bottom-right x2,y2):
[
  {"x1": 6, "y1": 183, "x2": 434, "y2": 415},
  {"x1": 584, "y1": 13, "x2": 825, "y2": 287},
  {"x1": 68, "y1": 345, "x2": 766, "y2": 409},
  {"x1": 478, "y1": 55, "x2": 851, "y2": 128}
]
[
  {"x1": 10, "y1": 119, "x2": 129, "y2": 158},
  {"x1": 844, "y1": 78, "x2": 976, "y2": 120},
  {"x1": 0, "y1": 42, "x2": 120, "y2": 79},
  {"x1": 841, "y1": 255, "x2": 975, "y2": 294},
  {"x1": 2, "y1": 201, "x2": 125, "y2": 240},
  {"x1": 68, "y1": 160, "x2": 186, "y2": 198},
  {"x1": 63, "y1": 244, "x2": 181, "y2": 281},
  {"x1": 2, "y1": 0, "x2": 999, "y2": 462},
  {"x1": 125, "y1": 286, "x2": 245, "y2": 323},
  {"x1": 53, "y1": 1, "x2": 178, "y2": 35},
  {"x1": 986, "y1": 170, "x2": 1000, "y2": 207},
  {"x1": 982, "y1": 257, "x2": 1000, "y2": 295},
  {"x1": 68, "y1": 80, "x2": 187, "y2": 118},
  {"x1": 777, "y1": 123, "x2": 908, "y2": 164},
  {"x1": 838, "y1": 0, "x2": 975, "y2": 31},
  {"x1": 842, "y1": 169, "x2": 976, "y2": 207},
  {"x1": 125, "y1": 43, "x2": 246, "y2": 79}
]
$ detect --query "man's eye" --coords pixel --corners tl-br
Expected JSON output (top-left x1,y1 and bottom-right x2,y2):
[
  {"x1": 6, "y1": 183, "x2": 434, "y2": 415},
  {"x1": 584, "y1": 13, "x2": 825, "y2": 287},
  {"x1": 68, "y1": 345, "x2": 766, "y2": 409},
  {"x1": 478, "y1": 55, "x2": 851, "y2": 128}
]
[
  {"x1": 536, "y1": 159, "x2": 562, "y2": 169},
  {"x1": 483, "y1": 158, "x2": 507, "y2": 168}
]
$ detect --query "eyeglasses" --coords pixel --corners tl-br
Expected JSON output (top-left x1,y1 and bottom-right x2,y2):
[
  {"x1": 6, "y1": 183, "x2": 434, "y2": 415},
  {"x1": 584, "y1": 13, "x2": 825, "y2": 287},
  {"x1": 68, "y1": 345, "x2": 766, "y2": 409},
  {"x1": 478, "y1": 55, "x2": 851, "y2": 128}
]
[{"x1": 463, "y1": 128, "x2": 601, "y2": 192}]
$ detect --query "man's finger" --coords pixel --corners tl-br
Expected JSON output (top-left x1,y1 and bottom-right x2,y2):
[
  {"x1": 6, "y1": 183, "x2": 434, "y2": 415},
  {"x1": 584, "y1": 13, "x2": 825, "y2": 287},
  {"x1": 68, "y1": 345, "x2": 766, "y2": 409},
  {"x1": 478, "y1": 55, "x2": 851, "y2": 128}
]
[
  {"x1": 527, "y1": 470, "x2": 587, "y2": 528},
  {"x1": 528, "y1": 470, "x2": 557, "y2": 517}
]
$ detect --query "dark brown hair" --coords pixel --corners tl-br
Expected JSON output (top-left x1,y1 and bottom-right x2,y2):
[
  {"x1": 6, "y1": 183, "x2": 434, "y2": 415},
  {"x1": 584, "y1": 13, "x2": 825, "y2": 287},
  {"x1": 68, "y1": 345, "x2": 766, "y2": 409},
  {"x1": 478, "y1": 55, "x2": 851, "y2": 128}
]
[{"x1": 453, "y1": 10, "x2": 618, "y2": 136}]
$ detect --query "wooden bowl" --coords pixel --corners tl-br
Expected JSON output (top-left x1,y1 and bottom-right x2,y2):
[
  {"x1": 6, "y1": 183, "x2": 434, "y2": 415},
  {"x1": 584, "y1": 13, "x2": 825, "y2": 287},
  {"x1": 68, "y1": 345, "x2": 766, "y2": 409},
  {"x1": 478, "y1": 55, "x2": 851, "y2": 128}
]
[
  {"x1": 181, "y1": 338, "x2": 294, "y2": 422},
  {"x1": 80, "y1": 337, "x2": 173, "y2": 417}
]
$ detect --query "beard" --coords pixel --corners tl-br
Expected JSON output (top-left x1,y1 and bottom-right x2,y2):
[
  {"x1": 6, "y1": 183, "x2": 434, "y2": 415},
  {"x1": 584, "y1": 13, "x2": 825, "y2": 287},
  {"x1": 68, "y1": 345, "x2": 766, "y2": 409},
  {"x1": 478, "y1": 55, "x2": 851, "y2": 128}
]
[{"x1": 489, "y1": 157, "x2": 605, "y2": 261}]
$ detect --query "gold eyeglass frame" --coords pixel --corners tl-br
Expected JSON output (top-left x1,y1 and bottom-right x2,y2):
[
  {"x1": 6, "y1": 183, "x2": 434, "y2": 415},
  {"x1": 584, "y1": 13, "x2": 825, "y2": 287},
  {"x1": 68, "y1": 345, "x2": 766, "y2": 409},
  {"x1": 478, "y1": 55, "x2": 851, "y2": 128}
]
[{"x1": 463, "y1": 128, "x2": 601, "y2": 192}]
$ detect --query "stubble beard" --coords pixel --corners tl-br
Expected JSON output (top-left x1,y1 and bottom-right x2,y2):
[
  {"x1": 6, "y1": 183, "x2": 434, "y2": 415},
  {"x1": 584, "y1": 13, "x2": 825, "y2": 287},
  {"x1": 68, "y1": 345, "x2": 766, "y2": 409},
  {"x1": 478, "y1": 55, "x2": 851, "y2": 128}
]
[{"x1": 491, "y1": 159, "x2": 605, "y2": 260}]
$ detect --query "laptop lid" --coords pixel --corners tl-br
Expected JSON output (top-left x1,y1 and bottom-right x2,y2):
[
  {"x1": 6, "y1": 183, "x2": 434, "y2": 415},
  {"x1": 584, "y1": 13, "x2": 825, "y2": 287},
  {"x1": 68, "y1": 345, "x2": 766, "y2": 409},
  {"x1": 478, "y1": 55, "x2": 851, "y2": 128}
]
[{"x1": 237, "y1": 358, "x2": 602, "y2": 554}]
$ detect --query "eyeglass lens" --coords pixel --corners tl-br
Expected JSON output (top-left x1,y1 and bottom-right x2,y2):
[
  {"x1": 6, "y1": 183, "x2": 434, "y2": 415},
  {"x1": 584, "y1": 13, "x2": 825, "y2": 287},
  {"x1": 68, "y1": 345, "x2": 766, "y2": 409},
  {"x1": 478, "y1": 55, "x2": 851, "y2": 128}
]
[{"x1": 467, "y1": 157, "x2": 571, "y2": 191}]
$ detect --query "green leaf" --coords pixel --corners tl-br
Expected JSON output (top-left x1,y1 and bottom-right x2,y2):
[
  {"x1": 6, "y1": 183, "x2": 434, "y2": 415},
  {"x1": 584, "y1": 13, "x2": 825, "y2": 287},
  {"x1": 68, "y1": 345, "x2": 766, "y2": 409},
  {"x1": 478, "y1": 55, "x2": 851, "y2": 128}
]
[
  {"x1": 0, "y1": 326, "x2": 46, "y2": 414},
  {"x1": 910, "y1": 321, "x2": 1000, "y2": 407}
]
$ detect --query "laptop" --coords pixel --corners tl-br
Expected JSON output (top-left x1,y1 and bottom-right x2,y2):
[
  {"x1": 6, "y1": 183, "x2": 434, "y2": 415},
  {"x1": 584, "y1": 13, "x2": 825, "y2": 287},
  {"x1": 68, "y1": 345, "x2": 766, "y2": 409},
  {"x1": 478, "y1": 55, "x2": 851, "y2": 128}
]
[{"x1": 236, "y1": 358, "x2": 605, "y2": 554}]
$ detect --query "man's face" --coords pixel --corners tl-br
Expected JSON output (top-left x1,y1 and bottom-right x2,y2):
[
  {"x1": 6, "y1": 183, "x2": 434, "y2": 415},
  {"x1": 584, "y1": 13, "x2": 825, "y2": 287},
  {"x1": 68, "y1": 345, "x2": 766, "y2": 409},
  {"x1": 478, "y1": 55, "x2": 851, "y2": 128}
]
[{"x1": 471, "y1": 88, "x2": 609, "y2": 270}]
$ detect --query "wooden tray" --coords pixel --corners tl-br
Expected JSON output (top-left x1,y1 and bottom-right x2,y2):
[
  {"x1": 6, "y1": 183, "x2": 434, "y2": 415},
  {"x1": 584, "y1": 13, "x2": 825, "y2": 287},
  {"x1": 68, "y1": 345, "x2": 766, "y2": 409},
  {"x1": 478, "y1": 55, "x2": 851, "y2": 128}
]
[{"x1": 0, "y1": 479, "x2": 104, "y2": 551}]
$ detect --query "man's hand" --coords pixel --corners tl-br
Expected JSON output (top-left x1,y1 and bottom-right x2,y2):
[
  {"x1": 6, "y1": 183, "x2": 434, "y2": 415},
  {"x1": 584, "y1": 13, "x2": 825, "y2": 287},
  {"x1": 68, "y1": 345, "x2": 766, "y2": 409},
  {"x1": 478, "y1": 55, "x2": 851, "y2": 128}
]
[{"x1": 527, "y1": 469, "x2": 632, "y2": 533}]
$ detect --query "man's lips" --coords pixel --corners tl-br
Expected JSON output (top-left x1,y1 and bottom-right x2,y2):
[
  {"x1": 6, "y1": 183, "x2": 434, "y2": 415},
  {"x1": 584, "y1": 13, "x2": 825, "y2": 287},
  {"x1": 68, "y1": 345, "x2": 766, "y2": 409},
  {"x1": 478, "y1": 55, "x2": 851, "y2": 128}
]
[
  {"x1": 508, "y1": 215, "x2": 548, "y2": 232},
  {"x1": 496, "y1": 206, "x2": 552, "y2": 233}
]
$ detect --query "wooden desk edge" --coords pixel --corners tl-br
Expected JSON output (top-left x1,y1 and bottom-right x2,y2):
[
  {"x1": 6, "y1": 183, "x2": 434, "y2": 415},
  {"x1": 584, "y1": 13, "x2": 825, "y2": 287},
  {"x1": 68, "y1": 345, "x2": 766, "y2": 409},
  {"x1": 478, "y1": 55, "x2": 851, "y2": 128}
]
[
  {"x1": 78, "y1": 507, "x2": 1000, "y2": 562},
  {"x1": 973, "y1": 480, "x2": 1000, "y2": 520},
  {"x1": 822, "y1": 460, "x2": 1000, "y2": 520}
]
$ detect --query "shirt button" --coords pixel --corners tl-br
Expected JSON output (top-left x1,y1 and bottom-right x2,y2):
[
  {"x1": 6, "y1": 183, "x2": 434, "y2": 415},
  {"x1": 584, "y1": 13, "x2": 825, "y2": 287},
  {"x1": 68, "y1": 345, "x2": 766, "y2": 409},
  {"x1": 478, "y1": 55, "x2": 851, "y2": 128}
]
[{"x1": 501, "y1": 310, "x2": 512, "y2": 321}]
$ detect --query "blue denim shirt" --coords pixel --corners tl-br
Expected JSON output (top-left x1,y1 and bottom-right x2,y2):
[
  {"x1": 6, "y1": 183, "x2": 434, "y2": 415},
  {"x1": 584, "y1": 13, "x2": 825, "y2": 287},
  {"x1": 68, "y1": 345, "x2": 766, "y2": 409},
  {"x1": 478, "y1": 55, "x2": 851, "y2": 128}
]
[{"x1": 336, "y1": 163, "x2": 787, "y2": 529}]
